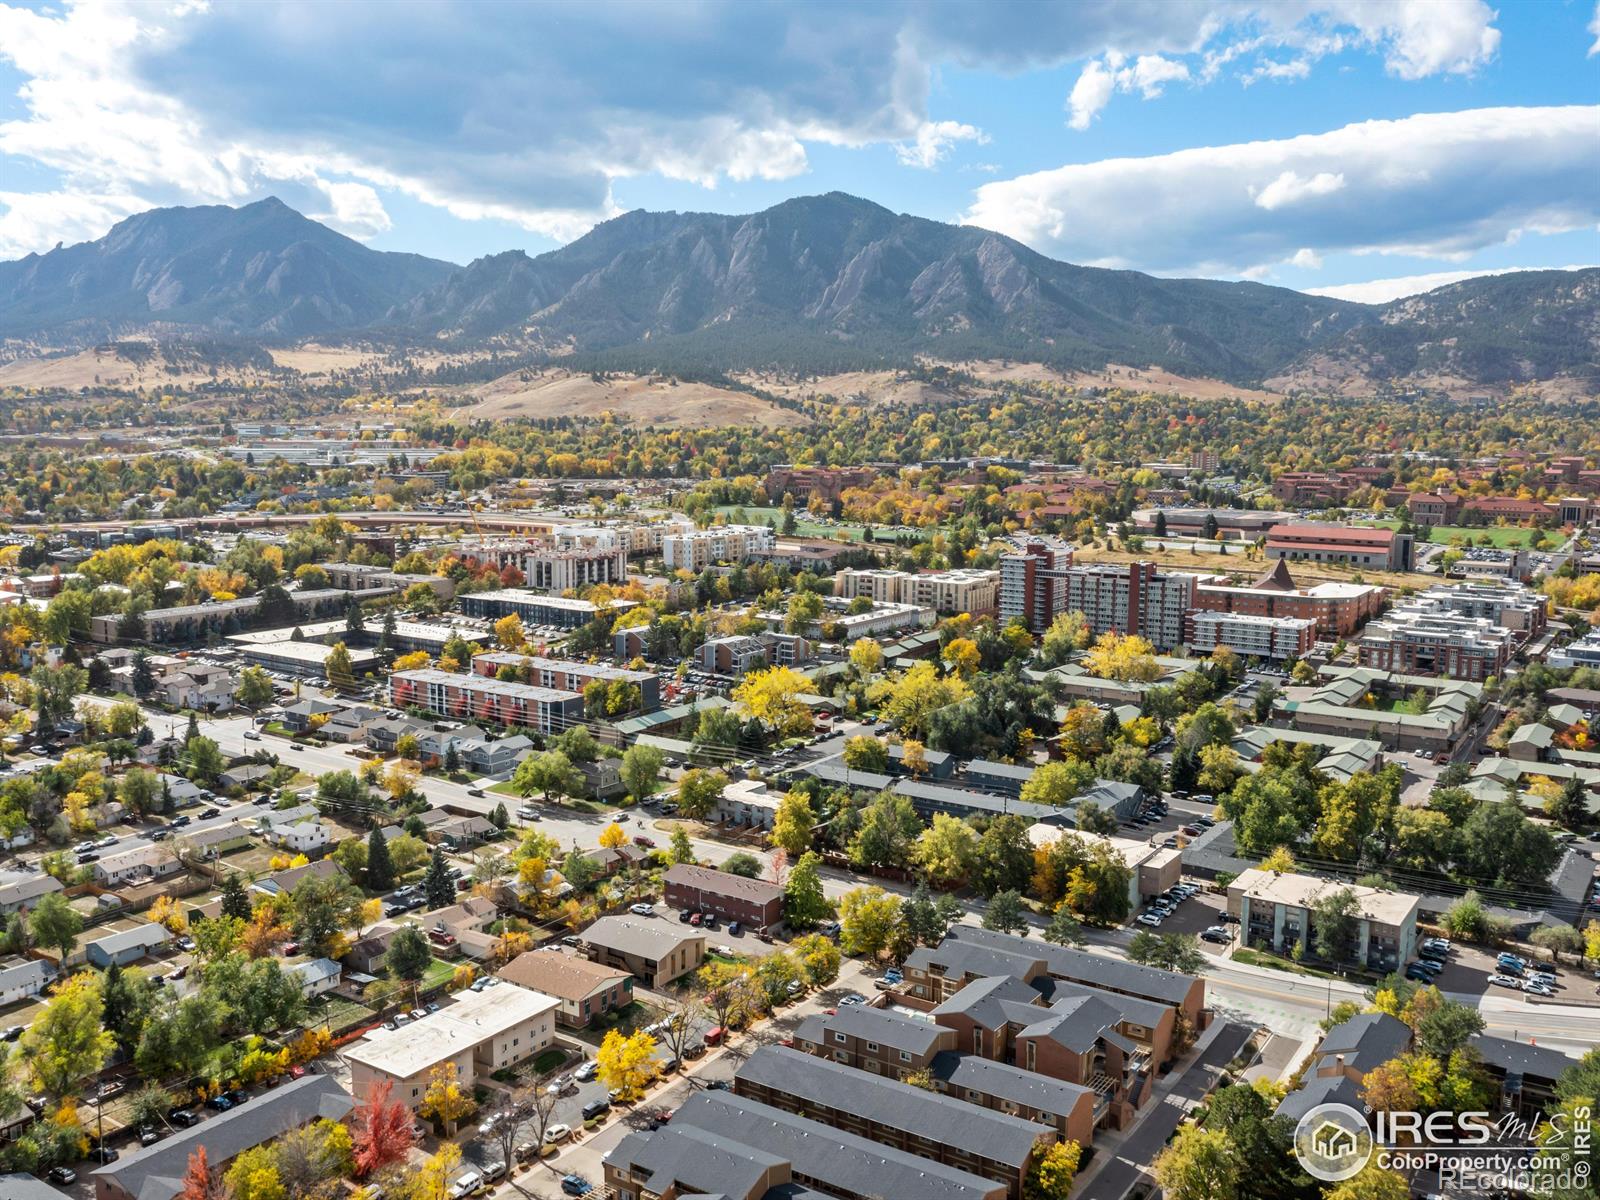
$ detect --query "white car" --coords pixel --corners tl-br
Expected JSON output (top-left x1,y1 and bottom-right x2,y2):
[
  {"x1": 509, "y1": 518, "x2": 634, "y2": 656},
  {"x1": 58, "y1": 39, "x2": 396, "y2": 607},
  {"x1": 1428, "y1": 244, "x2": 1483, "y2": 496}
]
[
  {"x1": 544, "y1": 1123, "x2": 572, "y2": 1143},
  {"x1": 1136, "y1": 913, "x2": 1164, "y2": 927},
  {"x1": 515, "y1": 805, "x2": 538, "y2": 821},
  {"x1": 1488, "y1": 974, "x2": 1523, "y2": 990},
  {"x1": 449, "y1": 1171, "x2": 483, "y2": 1199},
  {"x1": 1524, "y1": 983, "x2": 1555, "y2": 997},
  {"x1": 630, "y1": 903, "x2": 655, "y2": 916}
]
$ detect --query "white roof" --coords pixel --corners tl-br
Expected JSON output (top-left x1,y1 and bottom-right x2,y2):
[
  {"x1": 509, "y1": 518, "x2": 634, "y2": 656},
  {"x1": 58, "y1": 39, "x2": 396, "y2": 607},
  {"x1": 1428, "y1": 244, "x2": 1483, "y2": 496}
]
[{"x1": 344, "y1": 983, "x2": 557, "y2": 1078}]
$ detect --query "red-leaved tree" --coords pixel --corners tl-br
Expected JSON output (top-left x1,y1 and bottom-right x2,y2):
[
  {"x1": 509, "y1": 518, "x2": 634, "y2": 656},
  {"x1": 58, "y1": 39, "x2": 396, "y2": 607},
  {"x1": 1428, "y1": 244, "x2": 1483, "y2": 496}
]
[
  {"x1": 352, "y1": 1078, "x2": 415, "y2": 1178},
  {"x1": 177, "y1": 1146, "x2": 225, "y2": 1200}
]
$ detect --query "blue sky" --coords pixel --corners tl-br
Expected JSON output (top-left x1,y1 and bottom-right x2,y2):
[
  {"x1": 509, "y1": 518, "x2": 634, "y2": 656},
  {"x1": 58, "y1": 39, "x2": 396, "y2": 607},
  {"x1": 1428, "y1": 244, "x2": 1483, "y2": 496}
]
[{"x1": 1, "y1": 0, "x2": 1596, "y2": 301}]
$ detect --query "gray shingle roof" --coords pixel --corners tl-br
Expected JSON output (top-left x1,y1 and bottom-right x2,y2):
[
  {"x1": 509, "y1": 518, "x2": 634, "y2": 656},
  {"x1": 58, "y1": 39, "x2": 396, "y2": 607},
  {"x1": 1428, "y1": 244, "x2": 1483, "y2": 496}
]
[
  {"x1": 92, "y1": 1074, "x2": 354, "y2": 1200},
  {"x1": 931, "y1": 973, "x2": 1042, "y2": 1027},
  {"x1": 1276, "y1": 1071, "x2": 1365, "y2": 1123},
  {"x1": 582, "y1": 914, "x2": 704, "y2": 962},
  {"x1": 943, "y1": 926, "x2": 1199, "y2": 1007},
  {"x1": 800, "y1": 1004, "x2": 951, "y2": 1057},
  {"x1": 929, "y1": 1051, "x2": 1094, "y2": 1117},
  {"x1": 1470, "y1": 1034, "x2": 1578, "y2": 1084},
  {"x1": 656, "y1": 1089, "x2": 1007, "y2": 1200},
  {"x1": 735, "y1": 1046, "x2": 1047, "y2": 1170},
  {"x1": 1315, "y1": 1011, "x2": 1411, "y2": 1074}
]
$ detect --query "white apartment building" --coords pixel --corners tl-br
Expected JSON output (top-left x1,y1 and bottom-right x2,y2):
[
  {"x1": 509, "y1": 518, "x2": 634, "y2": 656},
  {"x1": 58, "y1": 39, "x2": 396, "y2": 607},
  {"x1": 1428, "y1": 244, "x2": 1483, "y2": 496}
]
[
  {"x1": 833, "y1": 568, "x2": 999, "y2": 615},
  {"x1": 1184, "y1": 610, "x2": 1316, "y2": 662},
  {"x1": 1550, "y1": 628, "x2": 1600, "y2": 670},
  {"x1": 661, "y1": 525, "x2": 776, "y2": 571},
  {"x1": 346, "y1": 983, "x2": 558, "y2": 1109},
  {"x1": 461, "y1": 540, "x2": 629, "y2": 593}
]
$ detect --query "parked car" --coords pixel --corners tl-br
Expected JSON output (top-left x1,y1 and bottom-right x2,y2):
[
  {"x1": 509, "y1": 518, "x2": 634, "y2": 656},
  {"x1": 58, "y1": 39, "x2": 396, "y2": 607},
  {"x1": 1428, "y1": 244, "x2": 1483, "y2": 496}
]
[
  {"x1": 839, "y1": 992, "x2": 867, "y2": 1006},
  {"x1": 560, "y1": 1175, "x2": 593, "y2": 1196},
  {"x1": 575, "y1": 1061, "x2": 599, "y2": 1081},
  {"x1": 168, "y1": 1108, "x2": 200, "y2": 1127},
  {"x1": 1525, "y1": 982, "x2": 1556, "y2": 997},
  {"x1": 629, "y1": 903, "x2": 655, "y2": 916},
  {"x1": 138, "y1": 1126, "x2": 161, "y2": 1146},
  {"x1": 206, "y1": 1095, "x2": 234, "y2": 1112},
  {"x1": 46, "y1": 1167, "x2": 77, "y2": 1185},
  {"x1": 448, "y1": 1170, "x2": 483, "y2": 1199},
  {"x1": 1200, "y1": 927, "x2": 1231, "y2": 943},
  {"x1": 581, "y1": 1098, "x2": 611, "y2": 1121},
  {"x1": 1136, "y1": 913, "x2": 1164, "y2": 927},
  {"x1": 1489, "y1": 974, "x2": 1523, "y2": 989},
  {"x1": 678, "y1": 909, "x2": 692, "y2": 923},
  {"x1": 728, "y1": 921, "x2": 742, "y2": 936}
]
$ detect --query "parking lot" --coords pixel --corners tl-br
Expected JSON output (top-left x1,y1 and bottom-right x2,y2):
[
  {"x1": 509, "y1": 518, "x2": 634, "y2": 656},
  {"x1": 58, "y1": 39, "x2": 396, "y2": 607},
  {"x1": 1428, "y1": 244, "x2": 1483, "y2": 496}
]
[{"x1": 1419, "y1": 941, "x2": 1600, "y2": 1005}]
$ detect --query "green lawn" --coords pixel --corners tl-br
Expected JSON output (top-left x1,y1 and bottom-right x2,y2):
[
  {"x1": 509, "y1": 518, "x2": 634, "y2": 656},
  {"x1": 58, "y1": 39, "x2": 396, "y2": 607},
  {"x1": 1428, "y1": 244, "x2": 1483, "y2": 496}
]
[
  {"x1": 312, "y1": 994, "x2": 377, "y2": 1036},
  {"x1": 419, "y1": 957, "x2": 458, "y2": 993},
  {"x1": 1365, "y1": 520, "x2": 1544, "y2": 549},
  {"x1": 712, "y1": 505, "x2": 875, "y2": 543}
]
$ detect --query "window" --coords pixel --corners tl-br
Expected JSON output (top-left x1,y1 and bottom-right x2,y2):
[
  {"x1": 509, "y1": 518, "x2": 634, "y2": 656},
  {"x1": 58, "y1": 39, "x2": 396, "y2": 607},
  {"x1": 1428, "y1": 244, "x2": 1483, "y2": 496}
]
[
  {"x1": 833, "y1": 1032, "x2": 846, "y2": 1045},
  {"x1": 866, "y1": 1042, "x2": 878, "y2": 1052},
  {"x1": 899, "y1": 1050, "x2": 911, "y2": 1063}
]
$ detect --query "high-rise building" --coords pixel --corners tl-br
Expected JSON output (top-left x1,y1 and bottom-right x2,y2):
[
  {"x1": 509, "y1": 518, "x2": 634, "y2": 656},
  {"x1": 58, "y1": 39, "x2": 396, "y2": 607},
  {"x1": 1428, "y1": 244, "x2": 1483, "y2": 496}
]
[
  {"x1": 1063, "y1": 561, "x2": 1195, "y2": 651},
  {"x1": 997, "y1": 541, "x2": 1071, "y2": 634}
]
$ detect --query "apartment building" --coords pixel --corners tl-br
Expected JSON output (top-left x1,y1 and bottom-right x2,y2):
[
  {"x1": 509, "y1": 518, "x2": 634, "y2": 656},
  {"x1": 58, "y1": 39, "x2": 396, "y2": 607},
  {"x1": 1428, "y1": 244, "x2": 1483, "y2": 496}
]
[
  {"x1": 998, "y1": 541, "x2": 1071, "y2": 634},
  {"x1": 663, "y1": 864, "x2": 784, "y2": 930},
  {"x1": 1551, "y1": 628, "x2": 1600, "y2": 670},
  {"x1": 734, "y1": 1047, "x2": 1054, "y2": 1200},
  {"x1": 89, "y1": 588, "x2": 365, "y2": 644},
  {"x1": 604, "y1": 1090, "x2": 1008, "y2": 1200},
  {"x1": 471, "y1": 651, "x2": 661, "y2": 712},
  {"x1": 497, "y1": 950, "x2": 633, "y2": 1028},
  {"x1": 662, "y1": 524, "x2": 776, "y2": 571},
  {"x1": 1183, "y1": 610, "x2": 1316, "y2": 661},
  {"x1": 345, "y1": 983, "x2": 558, "y2": 1109},
  {"x1": 1276, "y1": 1010, "x2": 1413, "y2": 1122},
  {"x1": 904, "y1": 926, "x2": 1206, "y2": 1047},
  {"x1": 389, "y1": 668, "x2": 584, "y2": 733},
  {"x1": 1357, "y1": 608, "x2": 1516, "y2": 681},
  {"x1": 1418, "y1": 581, "x2": 1548, "y2": 636},
  {"x1": 456, "y1": 589, "x2": 635, "y2": 630},
  {"x1": 580, "y1": 915, "x2": 705, "y2": 987},
  {"x1": 1228, "y1": 868, "x2": 1418, "y2": 973},
  {"x1": 1191, "y1": 560, "x2": 1385, "y2": 638},
  {"x1": 1265, "y1": 523, "x2": 1414, "y2": 570},
  {"x1": 1062, "y1": 561, "x2": 1194, "y2": 651},
  {"x1": 833, "y1": 568, "x2": 1000, "y2": 615},
  {"x1": 1405, "y1": 493, "x2": 1462, "y2": 526},
  {"x1": 459, "y1": 539, "x2": 630, "y2": 592}
]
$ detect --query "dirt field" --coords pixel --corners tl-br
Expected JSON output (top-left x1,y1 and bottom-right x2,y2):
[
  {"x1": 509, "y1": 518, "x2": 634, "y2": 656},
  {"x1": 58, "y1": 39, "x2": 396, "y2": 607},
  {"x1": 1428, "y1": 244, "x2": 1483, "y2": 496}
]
[
  {"x1": 1057, "y1": 363, "x2": 1281, "y2": 402},
  {"x1": 1073, "y1": 544, "x2": 1420, "y2": 592},
  {"x1": 0, "y1": 346, "x2": 251, "y2": 390},
  {"x1": 447, "y1": 367, "x2": 809, "y2": 427},
  {"x1": 736, "y1": 368, "x2": 974, "y2": 408}
]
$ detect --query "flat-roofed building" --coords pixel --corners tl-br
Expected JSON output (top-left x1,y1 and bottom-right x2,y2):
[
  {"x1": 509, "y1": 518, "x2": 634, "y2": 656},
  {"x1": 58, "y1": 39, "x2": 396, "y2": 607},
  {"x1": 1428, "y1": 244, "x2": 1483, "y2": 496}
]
[
  {"x1": 662, "y1": 525, "x2": 776, "y2": 571},
  {"x1": 1183, "y1": 610, "x2": 1316, "y2": 661},
  {"x1": 1062, "y1": 561, "x2": 1194, "y2": 651},
  {"x1": 834, "y1": 568, "x2": 1000, "y2": 615},
  {"x1": 389, "y1": 667, "x2": 583, "y2": 732},
  {"x1": 241, "y1": 638, "x2": 381, "y2": 679},
  {"x1": 345, "y1": 983, "x2": 558, "y2": 1108},
  {"x1": 456, "y1": 589, "x2": 636, "y2": 629},
  {"x1": 471, "y1": 651, "x2": 660, "y2": 711},
  {"x1": 1357, "y1": 607, "x2": 1515, "y2": 681},
  {"x1": 1229, "y1": 868, "x2": 1418, "y2": 974},
  {"x1": 998, "y1": 541, "x2": 1072, "y2": 634},
  {"x1": 1131, "y1": 507, "x2": 1292, "y2": 540}
]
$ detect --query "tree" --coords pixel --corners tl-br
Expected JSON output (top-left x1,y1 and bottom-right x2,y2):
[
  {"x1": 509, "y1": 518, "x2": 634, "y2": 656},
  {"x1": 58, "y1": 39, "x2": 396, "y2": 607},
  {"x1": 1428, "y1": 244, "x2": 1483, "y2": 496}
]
[
  {"x1": 1546, "y1": 776, "x2": 1588, "y2": 829},
  {"x1": 972, "y1": 814, "x2": 1035, "y2": 897},
  {"x1": 982, "y1": 889, "x2": 1029, "y2": 936},
  {"x1": 186, "y1": 735, "x2": 225, "y2": 786},
  {"x1": 1458, "y1": 799, "x2": 1559, "y2": 886},
  {"x1": 1260, "y1": 845, "x2": 1297, "y2": 875},
  {"x1": 1324, "y1": 1166, "x2": 1412, "y2": 1200},
  {"x1": 783, "y1": 851, "x2": 832, "y2": 929},
  {"x1": 849, "y1": 638, "x2": 884, "y2": 676},
  {"x1": 599, "y1": 822, "x2": 627, "y2": 849},
  {"x1": 1084, "y1": 631, "x2": 1161, "y2": 682},
  {"x1": 29, "y1": 891, "x2": 82, "y2": 961},
  {"x1": 1152, "y1": 1125, "x2": 1238, "y2": 1200},
  {"x1": 1128, "y1": 932, "x2": 1206, "y2": 974},
  {"x1": 595, "y1": 1030, "x2": 656, "y2": 1107},
  {"x1": 901, "y1": 881, "x2": 944, "y2": 946},
  {"x1": 325, "y1": 642, "x2": 357, "y2": 689},
  {"x1": 849, "y1": 791, "x2": 920, "y2": 870},
  {"x1": 668, "y1": 824, "x2": 695, "y2": 865},
  {"x1": 1021, "y1": 760, "x2": 1095, "y2": 807},
  {"x1": 211, "y1": 876, "x2": 251, "y2": 929},
  {"x1": 1040, "y1": 610, "x2": 1091, "y2": 666},
  {"x1": 20, "y1": 971, "x2": 114, "y2": 1097},
  {"x1": 842, "y1": 735, "x2": 890, "y2": 773},
  {"x1": 31, "y1": 662, "x2": 87, "y2": 729},
  {"x1": 493, "y1": 614, "x2": 525, "y2": 649},
  {"x1": 511, "y1": 750, "x2": 580, "y2": 803},
  {"x1": 1044, "y1": 904, "x2": 1087, "y2": 947},
  {"x1": 177, "y1": 1146, "x2": 228, "y2": 1200},
  {"x1": 418, "y1": 1063, "x2": 473, "y2": 1137},
  {"x1": 838, "y1": 886, "x2": 902, "y2": 959},
  {"x1": 721, "y1": 852, "x2": 763, "y2": 878},
  {"x1": 387, "y1": 926, "x2": 433, "y2": 983},
  {"x1": 913, "y1": 812, "x2": 978, "y2": 886},
  {"x1": 676, "y1": 768, "x2": 729, "y2": 819},
  {"x1": 942, "y1": 637, "x2": 981, "y2": 678},
  {"x1": 731, "y1": 665, "x2": 813, "y2": 736},
  {"x1": 1024, "y1": 1140, "x2": 1083, "y2": 1200},
  {"x1": 881, "y1": 660, "x2": 969, "y2": 739},
  {"x1": 291, "y1": 874, "x2": 359, "y2": 957},
  {"x1": 697, "y1": 961, "x2": 758, "y2": 1035},
  {"x1": 1531, "y1": 923, "x2": 1585, "y2": 964},
  {"x1": 422, "y1": 848, "x2": 455, "y2": 910},
  {"x1": 770, "y1": 791, "x2": 815, "y2": 857},
  {"x1": 366, "y1": 826, "x2": 396, "y2": 891},
  {"x1": 1311, "y1": 886, "x2": 1362, "y2": 965},
  {"x1": 236, "y1": 666, "x2": 275, "y2": 709},
  {"x1": 792, "y1": 932, "x2": 841, "y2": 985},
  {"x1": 620, "y1": 743, "x2": 664, "y2": 802}
]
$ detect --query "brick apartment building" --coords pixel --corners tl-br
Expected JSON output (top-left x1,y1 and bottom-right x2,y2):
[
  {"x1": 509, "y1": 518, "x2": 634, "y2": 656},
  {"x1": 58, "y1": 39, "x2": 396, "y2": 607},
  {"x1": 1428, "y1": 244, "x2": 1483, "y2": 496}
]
[
  {"x1": 1062, "y1": 561, "x2": 1195, "y2": 651},
  {"x1": 663, "y1": 864, "x2": 785, "y2": 930},
  {"x1": 763, "y1": 465, "x2": 879, "y2": 503},
  {"x1": 389, "y1": 668, "x2": 583, "y2": 733},
  {"x1": 1183, "y1": 610, "x2": 1316, "y2": 661},
  {"x1": 998, "y1": 541, "x2": 1071, "y2": 634},
  {"x1": 471, "y1": 651, "x2": 661, "y2": 711},
  {"x1": 1191, "y1": 560, "x2": 1385, "y2": 638}
]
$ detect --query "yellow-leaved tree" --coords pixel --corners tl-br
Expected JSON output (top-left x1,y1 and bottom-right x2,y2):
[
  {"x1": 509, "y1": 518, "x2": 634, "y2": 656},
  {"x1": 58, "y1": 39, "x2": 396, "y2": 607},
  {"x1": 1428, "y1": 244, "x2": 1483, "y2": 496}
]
[{"x1": 595, "y1": 1028, "x2": 659, "y2": 1102}]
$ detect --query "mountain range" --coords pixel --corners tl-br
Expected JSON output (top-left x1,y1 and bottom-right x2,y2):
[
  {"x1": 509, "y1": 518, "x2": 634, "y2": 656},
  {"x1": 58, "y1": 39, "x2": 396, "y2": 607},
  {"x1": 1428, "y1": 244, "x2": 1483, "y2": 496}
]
[{"x1": 2, "y1": 192, "x2": 1596, "y2": 391}]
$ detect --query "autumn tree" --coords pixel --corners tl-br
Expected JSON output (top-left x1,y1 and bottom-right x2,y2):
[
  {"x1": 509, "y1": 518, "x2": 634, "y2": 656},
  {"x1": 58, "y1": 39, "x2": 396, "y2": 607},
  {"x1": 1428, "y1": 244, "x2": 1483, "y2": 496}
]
[
  {"x1": 1084, "y1": 631, "x2": 1161, "y2": 682},
  {"x1": 177, "y1": 1145, "x2": 228, "y2": 1200},
  {"x1": 596, "y1": 1028, "x2": 660, "y2": 1101},
  {"x1": 770, "y1": 790, "x2": 815, "y2": 857},
  {"x1": 1024, "y1": 1140, "x2": 1083, "y2": 1200},
  {"x1": 731, "y1": 665, "x2": 813, "y2": 736},
  {"x1": 419, "y1": 1063, "x2": 473, "y2": 1136},
  {"x1": 20, "y1": 970, "x2": 115, "y2": 1097},
  {"x1": 838, "y1": 886, "x2": 903, "y2": 959},
  {"x1": 676, "y1": 768, "x2": 729, "y2": 819}
]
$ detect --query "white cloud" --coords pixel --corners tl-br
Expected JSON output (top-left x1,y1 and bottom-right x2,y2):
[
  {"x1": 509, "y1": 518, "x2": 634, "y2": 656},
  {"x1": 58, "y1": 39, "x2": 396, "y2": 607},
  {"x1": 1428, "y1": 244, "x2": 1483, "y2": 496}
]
[
  {"x1": 1254, "y1": 170, "x2": 1346, "y2": 210},
  {"x1": 1289, "y1": 247, "x2": 1323, "y2": 269},
  {"x1": 0, "y1": 0, "x2": 1511, "y2": 257},
  {"x1": 964, "y1": 106, "x2": 1600, "y2": 276},
  {"x1": 1589, "y1": 1, "x2": 1600, "y2": 55},
  {"x1": 0, "y1": 189, "x2": 148, "y2": 259},
  {"x1": 895, "y1": 120, "x2": 989, "y2": 169},
  {"x1": 1068, "y1": 53, "x2": 1190, "y2": 129},
  {"x1": 1307, "y1": 264, "x2": 1598, "y2": 304}
]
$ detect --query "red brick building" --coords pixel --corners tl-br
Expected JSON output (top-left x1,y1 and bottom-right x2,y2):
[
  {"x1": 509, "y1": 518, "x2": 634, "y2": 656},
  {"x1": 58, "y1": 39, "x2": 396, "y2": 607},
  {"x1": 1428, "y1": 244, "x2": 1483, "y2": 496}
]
[
  {"x1": 1192, "y1": 560, "x2": 1386, "y2": 638},
  {"x1": 664, "y1": 863, "x2": 784, "y2": 930},
  {"x1": 1265, "y1": 523, "x2": 1414, "y2": 571}
]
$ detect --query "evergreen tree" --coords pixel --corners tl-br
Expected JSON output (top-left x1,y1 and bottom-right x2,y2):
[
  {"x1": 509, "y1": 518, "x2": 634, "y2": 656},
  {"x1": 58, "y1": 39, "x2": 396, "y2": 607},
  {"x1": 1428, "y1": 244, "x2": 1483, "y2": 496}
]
[
  {"x1": 1169, "y1": 744, "x2": 1200, "y2": 793},
  {"x1": 422, "y1": 848, "x2": 455, "y2": 909},
  {"x1": 490, "y1": 802, "x2": 509, "y2": 831},
  {"x1": 443, "y1": 742, "x2": 461, "y2": 774},
  {"x1": 219, "y1": 873, "x2": 252, "y2": 921},
  {"x1": 366, "y1": 827, "x2": 396, "y2": 892},
  {"x1": 901, "y1": 881, "x2": 943, "y2": 946},
  {"x1": 346, "y1": 600, "x2": 366, "y2": 639}
]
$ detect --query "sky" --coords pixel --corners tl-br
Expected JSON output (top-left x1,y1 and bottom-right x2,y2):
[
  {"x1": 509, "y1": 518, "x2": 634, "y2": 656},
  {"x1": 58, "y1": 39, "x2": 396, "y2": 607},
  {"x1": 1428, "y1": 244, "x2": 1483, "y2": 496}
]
[{"x1": 0, "y1": 0, "x2": 1596, "y2": 302}]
